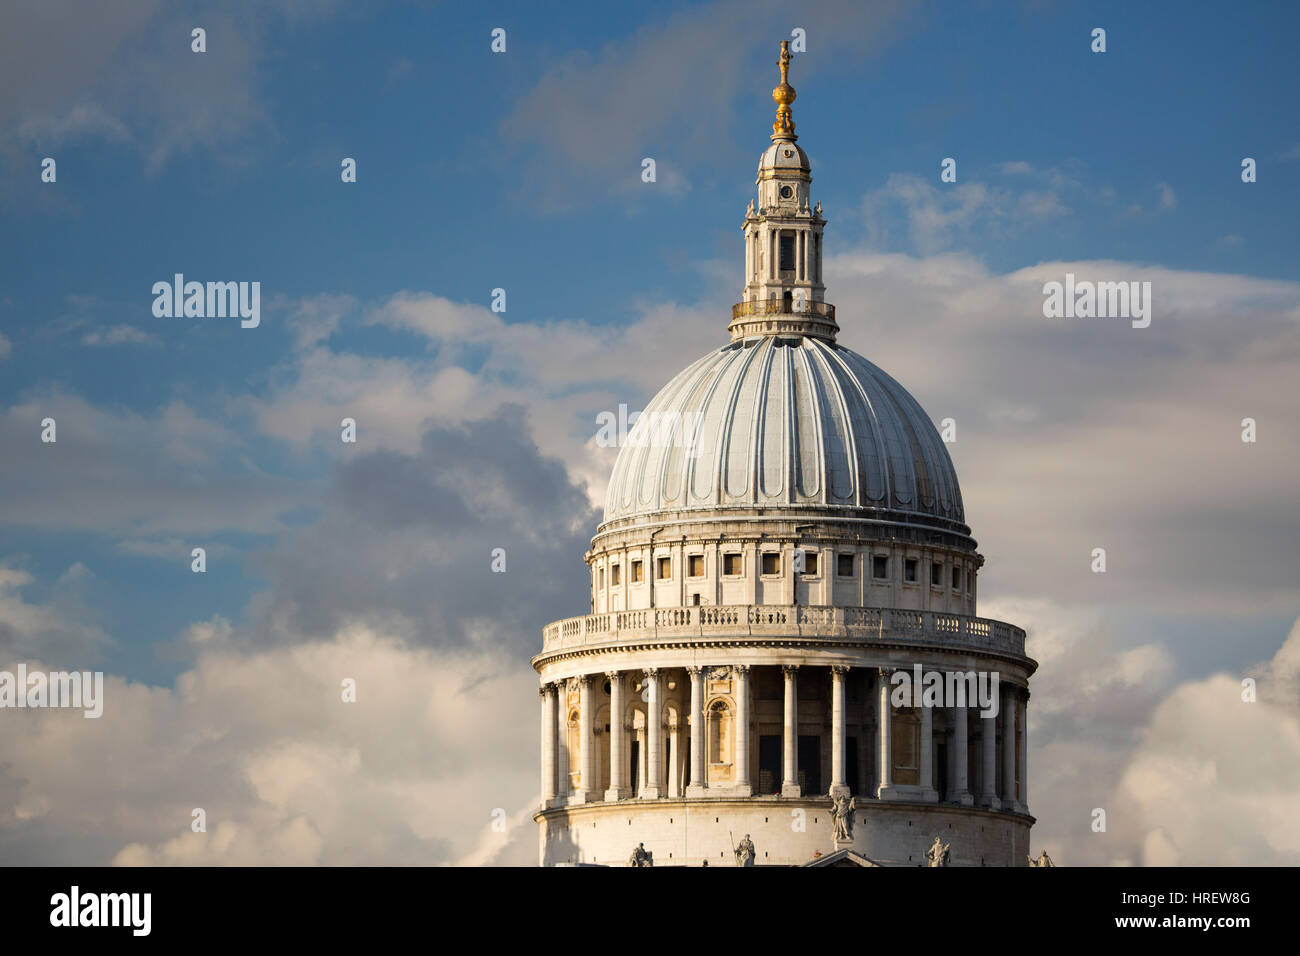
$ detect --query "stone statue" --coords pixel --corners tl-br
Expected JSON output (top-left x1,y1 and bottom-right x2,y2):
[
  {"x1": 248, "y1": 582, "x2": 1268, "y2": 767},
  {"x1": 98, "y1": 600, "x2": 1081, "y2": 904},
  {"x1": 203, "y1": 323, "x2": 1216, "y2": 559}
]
[
  {"x1": 1028, "y1": 849, "x2": 1055, "y2": 868},
  {"x1": 734, "y1": 834, "x2": 755, "y2": 867},
  {"x1": 830, "y1": 792, "x2": 856, "y2": 842},
  {"x1": 926, "y1": 836, "x2": 951, "y2": 868},
  {"x1": 629, "y1": 842, "x2": 652, "y2": 867}
]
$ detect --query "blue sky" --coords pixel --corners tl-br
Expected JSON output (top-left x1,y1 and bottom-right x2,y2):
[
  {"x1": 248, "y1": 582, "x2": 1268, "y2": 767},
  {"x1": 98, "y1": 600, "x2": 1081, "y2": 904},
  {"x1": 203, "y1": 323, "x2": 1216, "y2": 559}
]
[
  {"x1": 4, "y1": 1, "x2": 1297, "y2": 687},
  {"x1": 1, "y1": 0, "x2": 1298, "y2": 866}
]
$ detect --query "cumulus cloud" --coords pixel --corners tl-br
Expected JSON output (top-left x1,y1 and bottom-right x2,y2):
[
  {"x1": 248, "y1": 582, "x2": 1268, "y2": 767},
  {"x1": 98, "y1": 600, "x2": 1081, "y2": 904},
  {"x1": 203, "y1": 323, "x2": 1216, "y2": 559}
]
[
  {"x1": 0, "y1": 410, "x2": 597, "y2": 865},
  {"x1": 0, "y1": 563, "x2": 111, "y2": 664},
  {"x1": 0, "y1": 630, "x2": 538, "y2": 865}
]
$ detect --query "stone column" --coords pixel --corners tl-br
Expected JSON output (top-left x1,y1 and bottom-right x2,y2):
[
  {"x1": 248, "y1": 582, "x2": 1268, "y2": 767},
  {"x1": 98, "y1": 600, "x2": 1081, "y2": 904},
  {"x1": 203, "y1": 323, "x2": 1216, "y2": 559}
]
[
  {"x1": 830, "y1": 666, "x2": 849, "y2": 798},
  {"x1": 556, "y1": 683, "x2": 571, "y2": 800},
  {"x1": 575, "y1": 676, "x2": 594, "y2": 802},
  {"x1": 920, "y1": 679, "x2": 937, "y2": 802},
  {"x1": 951, "y1": 701, "x2": 973, "y2": 805},
  {"x1": 980, "y1": 700, "x2": 1000, "y2": 810},
  {"x1": 540, "y1": 684, "x2": 557, "y2": 808},
  {"x1": 1018, "y1": 689, "x2": 1029, "y2": 814},
  {"x1": 1003, "y1": 684, "x2": 1017, "y2": 812},
  {"x1": 781, "y1": 665, "x2": 800, "y2": 796},
  {"x1": 686, "y1": 666, "x2": 706, "y2": 796},
  {"x1": 734, "y1": 665, "x2": 752, "y2": 796},
  {"x1": 640, "y1": 668, "x2": 662, "y2": 799},
  {"x1": 667, "y1": 717, "x2": 680, "y2": 798},
  {"x1": 877, "y1": 668, "x2": 894, "y2": 799},
  {"x1": 605, "y1": 672, "x2": 628, "y2": 801}
]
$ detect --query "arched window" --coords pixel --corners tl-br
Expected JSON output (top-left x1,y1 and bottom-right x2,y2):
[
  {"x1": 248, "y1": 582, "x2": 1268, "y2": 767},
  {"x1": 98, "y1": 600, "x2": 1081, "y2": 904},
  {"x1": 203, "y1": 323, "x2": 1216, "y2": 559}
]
[{"x1": 708, "y1": 700, "x2": 732, "y2": 764}]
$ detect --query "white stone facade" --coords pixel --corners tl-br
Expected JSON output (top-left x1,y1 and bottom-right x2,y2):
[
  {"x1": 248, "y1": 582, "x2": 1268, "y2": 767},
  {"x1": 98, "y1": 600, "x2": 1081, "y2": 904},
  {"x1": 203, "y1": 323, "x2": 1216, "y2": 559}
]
[{"x1": 534, "y1": 43, "x2": 1036, "y2": 866}]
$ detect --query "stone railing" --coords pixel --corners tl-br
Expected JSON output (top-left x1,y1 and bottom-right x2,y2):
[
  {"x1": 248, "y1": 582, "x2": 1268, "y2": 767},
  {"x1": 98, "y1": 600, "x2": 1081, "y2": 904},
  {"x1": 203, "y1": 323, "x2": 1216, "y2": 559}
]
[{"x1": 540, "y1": 605, "x2": 1026, "y2": 658}]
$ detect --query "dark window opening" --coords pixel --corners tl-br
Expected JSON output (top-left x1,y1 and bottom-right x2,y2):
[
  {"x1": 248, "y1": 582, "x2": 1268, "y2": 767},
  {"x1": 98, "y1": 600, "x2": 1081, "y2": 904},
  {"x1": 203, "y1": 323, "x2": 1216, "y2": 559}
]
[
  {"x1": 779, "y1": 233, "x2": 795, "y2": 271},
  {"x1": 872, "y1": 555, "x2": 888, "y2": 579}
]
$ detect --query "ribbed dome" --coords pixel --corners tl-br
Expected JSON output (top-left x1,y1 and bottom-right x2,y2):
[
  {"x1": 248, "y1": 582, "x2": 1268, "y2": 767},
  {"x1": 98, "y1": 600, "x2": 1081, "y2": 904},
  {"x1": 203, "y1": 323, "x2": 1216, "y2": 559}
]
[
  {"x1": 602, "y1": 335, "x2": 965, "y2": 530},
  {"x1": 758, "y1": 140, "x2": 810, "y2": 177}
]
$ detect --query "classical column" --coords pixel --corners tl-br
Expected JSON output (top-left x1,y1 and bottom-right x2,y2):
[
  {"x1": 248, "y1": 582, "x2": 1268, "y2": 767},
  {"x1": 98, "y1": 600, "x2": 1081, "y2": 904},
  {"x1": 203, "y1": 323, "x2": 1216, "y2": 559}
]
[
  {"x1": 781, "y1": 665, "x2": 800, "y2": 796},
  {"x1": 605, "y1": 672, "x2": 628, "y2": 801},
  {"x1": 575, "y1": 676, "x2": 594, "y2": 802},
  {"x1": 877, "y1": 668, "x2": 894, "y2": 799},
  {"x1": 734, "y1": 665, "x2": 752, "y2": 796},
  {"x1": 830, "y1": 665, "x2": 849, "y2": 798},
  {"x1": 640, "y1": 668, "x2": 662, "y2": 798},
  {"x1": 951, "y1": 701, "x2": 973, "y2": 805},
  {"x1": 1018, "y1": 689, "x2": 1030, "y2": 814},
  {"x1": 919, "y1": 678, "x2": 937, "y2": 802},
  {"x1": 540, "y1": 684, "x2": 557, "y2": 808},
  {"x1": 980, "y1": 701, "x2": 1000, "y2": 810},
  {"x1": 1002, "y1": 684, "x2": 1017, "y2": 812},
  {"x1": 686, "y1": 666, "x2": 706, "y2": 797},
  {"x1": 667, "y1": 716, "x2": 680, "y2": 798},
  {"x1": 556, "y1": 683, "x2": 571, "y2": 800}
]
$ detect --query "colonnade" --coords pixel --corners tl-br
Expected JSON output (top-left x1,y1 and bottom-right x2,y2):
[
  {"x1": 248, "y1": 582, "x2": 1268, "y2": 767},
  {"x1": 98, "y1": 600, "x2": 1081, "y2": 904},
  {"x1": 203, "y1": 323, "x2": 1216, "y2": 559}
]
[{"x1": 540, "y1": 664, "x2": 1028, "y2": 814}]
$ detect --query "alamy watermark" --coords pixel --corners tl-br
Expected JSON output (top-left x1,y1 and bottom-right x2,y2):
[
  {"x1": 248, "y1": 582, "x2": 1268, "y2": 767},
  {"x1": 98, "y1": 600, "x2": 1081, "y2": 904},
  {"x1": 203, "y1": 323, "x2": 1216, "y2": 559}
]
[
  {"x1": 152, "y1": 274, "x2": 260, "y2": 328},
  {"x1": 0, "y1": 665, "x2": 103, "y2": 717},
  {"x1": 1042, "y1": 273, "x2": 1151, "y2": 329},
  {"x1": 595, "y1": 403, "x2": 703, "y2": 456},
  {"x1": 890, "y1": 665, "x2": 1000, "y2": 717}
]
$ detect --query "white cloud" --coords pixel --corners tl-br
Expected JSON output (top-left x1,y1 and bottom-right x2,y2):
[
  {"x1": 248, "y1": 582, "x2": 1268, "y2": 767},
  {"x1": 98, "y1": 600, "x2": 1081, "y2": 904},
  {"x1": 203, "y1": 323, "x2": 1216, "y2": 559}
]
[{"x1": 1, "y1": 629, "x2": 539, "y2": 865}]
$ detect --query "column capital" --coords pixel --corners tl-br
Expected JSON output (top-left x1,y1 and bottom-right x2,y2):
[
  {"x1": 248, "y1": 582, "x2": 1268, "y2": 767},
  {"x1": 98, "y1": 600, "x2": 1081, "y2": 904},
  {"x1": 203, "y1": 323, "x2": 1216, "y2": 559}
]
[
  {"x1": 876, "y1": 667, "x2": 894, "y2": 680},
  {"x1": 782, "y1": 664, "x2": 800, "y2": 678},
  {"x1": 642, "y1": 666, "x2": 660, "y2": 677},
  {"x1": 604, "y1": 669, "x2": 620, "y2": 681},
  {"x1": 686, "y1": 665, "x2": 704, "y2": 677},
  {"x1": 733, "y1": 663, "x2": 751, "y2": 675},
  {"x1": 830, "y1": 664, "x2": 850, "y2": 677}
]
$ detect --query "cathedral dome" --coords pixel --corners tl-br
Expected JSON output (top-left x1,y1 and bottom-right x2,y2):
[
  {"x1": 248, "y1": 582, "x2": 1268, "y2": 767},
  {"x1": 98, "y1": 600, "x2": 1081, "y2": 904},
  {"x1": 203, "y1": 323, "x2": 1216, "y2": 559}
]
[{"x1": 601, "y1": 334, "x2": 966, "y2": 534}]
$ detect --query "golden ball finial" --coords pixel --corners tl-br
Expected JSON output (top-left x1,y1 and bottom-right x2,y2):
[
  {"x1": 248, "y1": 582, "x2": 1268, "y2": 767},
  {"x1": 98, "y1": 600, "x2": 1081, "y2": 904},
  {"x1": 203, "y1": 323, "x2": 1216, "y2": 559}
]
[{"x1": 771, "y1": 40, "x2": 797, "y2": 140}]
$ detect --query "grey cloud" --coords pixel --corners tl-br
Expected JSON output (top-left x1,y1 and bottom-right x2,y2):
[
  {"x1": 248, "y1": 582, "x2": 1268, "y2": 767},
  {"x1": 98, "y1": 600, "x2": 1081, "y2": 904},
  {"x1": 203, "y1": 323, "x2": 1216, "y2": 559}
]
[{"x1": 247, "y1": 406, "x2": 598, "y2": 652}]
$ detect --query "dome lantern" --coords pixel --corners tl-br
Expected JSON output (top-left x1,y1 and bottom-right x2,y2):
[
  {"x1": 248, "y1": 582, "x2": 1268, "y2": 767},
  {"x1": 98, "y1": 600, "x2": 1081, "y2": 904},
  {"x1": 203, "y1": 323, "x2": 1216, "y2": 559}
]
[{"x1": 735, "y1": 43, "x2": 835, "y2": 342}]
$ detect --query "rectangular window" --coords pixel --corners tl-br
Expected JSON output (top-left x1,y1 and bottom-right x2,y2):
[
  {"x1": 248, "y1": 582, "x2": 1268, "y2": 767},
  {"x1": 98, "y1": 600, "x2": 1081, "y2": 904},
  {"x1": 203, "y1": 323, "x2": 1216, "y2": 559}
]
[
  {"x1": 762, "y1": 552, "x2": 781, "y2": 575},
  {"x1": 931, "y1": 561, "x2": 943, "y2": 587},
  {"x1": 904, "y1": 558, "x2": 918, "y2": 583},
  {"x1": 837, "y1": 553, "x2": 855, "y2": 577},
  {"x1": 657, "y1": 556, "x2": 671, "y2": 580},
  {"x1": 723, "y1": 553, "x2": 742, "y2": 576},
  {"x1": 801, "y1": 551, "x2": 818, "y2": 575},
  {"x1": 631, "y1": 560, "x2": 643, "y2": 583},
  {"x1": 872, "y1": 555, "x2": 888, "y2": 580},
  {"x1": 688, "y1": 554, "x2": 704, "y2": 578},
  {"x1": 952, "y1": 566, "x2": 963, "y2": 591},
  {"x1": 779, "y1": 232, "x2": 795, "y2": 271},
  {"x1": 611, "y1": 564, "x2": 621, "y2": 586}
]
